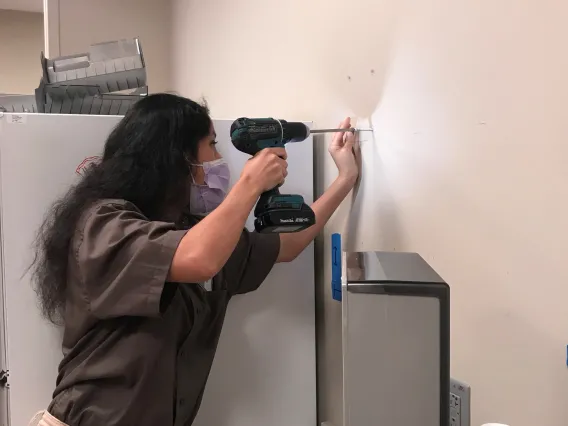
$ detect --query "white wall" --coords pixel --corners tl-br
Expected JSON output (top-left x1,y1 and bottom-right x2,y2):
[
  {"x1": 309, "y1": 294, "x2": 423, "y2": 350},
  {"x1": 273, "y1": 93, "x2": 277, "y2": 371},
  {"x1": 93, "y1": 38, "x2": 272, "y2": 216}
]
[
  {"x1": 172, "y1": 1, "x2": 568, "y2": 426},
  {"x1": 50, "y1": 0, "x2": 173, "y2": 93},
  {"x1": 0, "y1": 10, "x2": 43, "y2": 94}
]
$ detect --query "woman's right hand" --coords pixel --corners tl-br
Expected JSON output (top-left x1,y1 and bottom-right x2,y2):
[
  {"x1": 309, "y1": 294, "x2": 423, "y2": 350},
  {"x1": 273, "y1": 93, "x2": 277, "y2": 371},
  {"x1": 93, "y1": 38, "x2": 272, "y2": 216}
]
[{"x1": 240, "y1": 148, "x2": 288, "y2": 194}]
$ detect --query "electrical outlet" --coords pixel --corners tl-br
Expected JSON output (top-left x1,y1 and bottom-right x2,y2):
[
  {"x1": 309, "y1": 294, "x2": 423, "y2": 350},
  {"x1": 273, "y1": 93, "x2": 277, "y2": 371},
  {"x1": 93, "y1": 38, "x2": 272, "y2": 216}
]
[{"x1": 450, "y1": 377, "x2": 471, "y2": 426}]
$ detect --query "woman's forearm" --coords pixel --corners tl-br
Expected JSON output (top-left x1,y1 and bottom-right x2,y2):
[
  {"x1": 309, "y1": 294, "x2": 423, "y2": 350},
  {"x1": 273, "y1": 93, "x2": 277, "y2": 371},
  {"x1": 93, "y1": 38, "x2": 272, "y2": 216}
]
[
  {"x1": 277, "y1": 174, "x2": 356, "y2": 262},
  {"x1": 169, "y1": 178, "x2": 260, "y2": 282}
]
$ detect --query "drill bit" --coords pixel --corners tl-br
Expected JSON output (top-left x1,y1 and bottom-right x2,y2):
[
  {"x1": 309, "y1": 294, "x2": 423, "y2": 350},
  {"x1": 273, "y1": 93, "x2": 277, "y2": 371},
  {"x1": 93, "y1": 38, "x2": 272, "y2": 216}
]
[{"x1": 310, "y1": 128, "x2": 373, "y2": 134}]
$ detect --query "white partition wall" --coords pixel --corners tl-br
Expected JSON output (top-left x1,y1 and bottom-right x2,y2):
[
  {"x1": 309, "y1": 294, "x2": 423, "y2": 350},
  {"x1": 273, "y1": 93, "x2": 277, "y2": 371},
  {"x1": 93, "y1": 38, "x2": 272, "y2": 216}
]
[
  {"x1": 192, "y1": 121, "x2": 316, "y2": 426},
  {"x1": 0, "y1": 113, "x2": 316, "y2": 426}
]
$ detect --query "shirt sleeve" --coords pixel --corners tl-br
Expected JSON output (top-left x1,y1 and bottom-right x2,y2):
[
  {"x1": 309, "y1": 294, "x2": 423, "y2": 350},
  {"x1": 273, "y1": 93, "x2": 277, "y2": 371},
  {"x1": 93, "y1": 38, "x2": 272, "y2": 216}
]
[
  {"x1": 74, "y1": 201, "x2": 188, "y2": 319},
  {"x1": 221, "y1": 229, "x2": 281, "y2": 296}
]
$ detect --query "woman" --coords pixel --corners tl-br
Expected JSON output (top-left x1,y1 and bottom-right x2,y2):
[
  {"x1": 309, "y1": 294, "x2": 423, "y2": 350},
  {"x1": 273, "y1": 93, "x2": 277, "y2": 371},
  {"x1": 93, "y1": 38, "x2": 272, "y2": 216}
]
[{"x1": 31, "y1": 93, "x2": 359, "y2": 426}]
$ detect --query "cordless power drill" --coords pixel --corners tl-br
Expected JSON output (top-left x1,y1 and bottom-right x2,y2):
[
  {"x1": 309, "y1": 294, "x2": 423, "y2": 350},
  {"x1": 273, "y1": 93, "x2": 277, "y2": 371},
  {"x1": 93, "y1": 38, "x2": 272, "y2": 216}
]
[{"x1": 230, "y1": 117, "x2": 316, "y2": 234}]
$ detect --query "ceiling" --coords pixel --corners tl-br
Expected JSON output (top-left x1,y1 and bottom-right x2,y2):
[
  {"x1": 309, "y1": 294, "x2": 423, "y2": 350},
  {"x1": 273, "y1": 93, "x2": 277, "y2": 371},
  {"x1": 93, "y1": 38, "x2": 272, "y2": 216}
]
[{"x1": 0, "y1": 0, "x2": 43, "y2": 13}]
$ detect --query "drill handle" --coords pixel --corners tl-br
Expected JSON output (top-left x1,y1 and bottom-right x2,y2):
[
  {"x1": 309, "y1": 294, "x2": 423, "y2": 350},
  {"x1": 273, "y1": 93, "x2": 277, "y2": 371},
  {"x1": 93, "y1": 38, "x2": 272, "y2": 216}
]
[
  {"x1": 260, "y1": 186, "x2": 280, "y2": 200},
  {"x1": 254, "y1": 187, "x2": 280, "y2": 218}
]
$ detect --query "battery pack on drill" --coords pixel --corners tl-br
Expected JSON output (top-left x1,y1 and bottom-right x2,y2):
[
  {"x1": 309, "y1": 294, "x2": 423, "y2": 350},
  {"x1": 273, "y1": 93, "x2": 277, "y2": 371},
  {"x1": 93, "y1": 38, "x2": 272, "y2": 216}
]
[{"x1": 253, "y1": 192, "x2": 315, "y2": 233}]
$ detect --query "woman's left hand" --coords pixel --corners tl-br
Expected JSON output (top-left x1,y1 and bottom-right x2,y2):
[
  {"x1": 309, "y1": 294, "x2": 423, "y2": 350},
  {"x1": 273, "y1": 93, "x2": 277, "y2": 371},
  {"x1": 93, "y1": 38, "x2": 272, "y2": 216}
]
[{"x1": 328, "y1": 117, "x2": 360, "y2": 184}]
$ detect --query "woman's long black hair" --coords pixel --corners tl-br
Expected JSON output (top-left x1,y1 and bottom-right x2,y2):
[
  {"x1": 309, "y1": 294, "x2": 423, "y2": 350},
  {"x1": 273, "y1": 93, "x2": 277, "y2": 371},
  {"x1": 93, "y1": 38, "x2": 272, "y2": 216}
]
[{"x1": 31, "y1": 93, "x2": 212, "y2": 325}]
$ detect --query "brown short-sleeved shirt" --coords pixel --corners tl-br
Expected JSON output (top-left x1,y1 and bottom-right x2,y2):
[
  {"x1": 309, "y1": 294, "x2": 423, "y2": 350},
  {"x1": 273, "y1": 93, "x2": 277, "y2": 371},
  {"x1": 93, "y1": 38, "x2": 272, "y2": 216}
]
[{"x1": 47, "y1": 199, "x2": 280, "y2": 426}]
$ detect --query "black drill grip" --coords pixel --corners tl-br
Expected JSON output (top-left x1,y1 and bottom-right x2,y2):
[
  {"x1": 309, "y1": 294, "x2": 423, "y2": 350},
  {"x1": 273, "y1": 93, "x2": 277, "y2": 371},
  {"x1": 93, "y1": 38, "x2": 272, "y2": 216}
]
[{"x1": 254, "y1": 187, "x2": 280, "y2": 218}]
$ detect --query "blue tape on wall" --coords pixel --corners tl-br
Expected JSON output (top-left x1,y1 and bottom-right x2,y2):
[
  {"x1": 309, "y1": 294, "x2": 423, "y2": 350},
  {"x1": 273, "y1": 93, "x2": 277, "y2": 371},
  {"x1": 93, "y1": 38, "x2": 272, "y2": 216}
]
[{"x1": 331, "y1": 233, "x2": 342, "y2": 302}]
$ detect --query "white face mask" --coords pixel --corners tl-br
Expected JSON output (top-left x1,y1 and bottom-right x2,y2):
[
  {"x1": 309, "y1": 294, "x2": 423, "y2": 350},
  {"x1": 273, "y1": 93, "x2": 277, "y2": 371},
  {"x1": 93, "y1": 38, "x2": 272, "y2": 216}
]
[{"x1": 189, "y1": 158, "x2": 231, "y2": 215}]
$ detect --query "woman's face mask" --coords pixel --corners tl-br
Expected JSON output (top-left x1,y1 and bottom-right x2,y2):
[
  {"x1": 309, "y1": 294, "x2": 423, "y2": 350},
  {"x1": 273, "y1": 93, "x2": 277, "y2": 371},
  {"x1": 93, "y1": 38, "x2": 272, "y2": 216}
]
[{"x1": 189, "y1": 158, "x2": 230, "y2": 215}]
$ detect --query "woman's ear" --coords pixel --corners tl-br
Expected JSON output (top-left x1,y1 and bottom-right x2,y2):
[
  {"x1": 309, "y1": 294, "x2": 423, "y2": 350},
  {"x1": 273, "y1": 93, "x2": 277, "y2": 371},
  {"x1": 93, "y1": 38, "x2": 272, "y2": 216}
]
[{"x1": 191, "y1": 164, "x2": 205, "y2": 185}]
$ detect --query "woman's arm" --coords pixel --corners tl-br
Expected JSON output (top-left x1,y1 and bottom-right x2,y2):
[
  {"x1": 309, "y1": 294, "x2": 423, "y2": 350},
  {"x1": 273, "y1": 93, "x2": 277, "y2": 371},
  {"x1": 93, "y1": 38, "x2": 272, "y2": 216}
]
[
  {"x1": 277, "y1": 117, "x2": 360, "y2": 263},
  {"x1": 168, "y1": 148, "x2": 287, "y2": 283}
]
